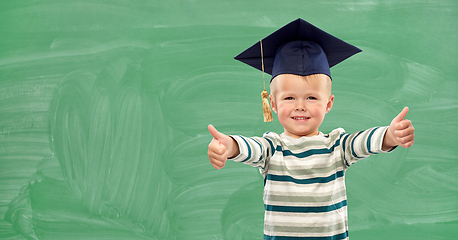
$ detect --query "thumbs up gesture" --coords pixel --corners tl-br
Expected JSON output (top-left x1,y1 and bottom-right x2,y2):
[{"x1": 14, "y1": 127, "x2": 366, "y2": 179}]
[
  {"x1": 383, "y1": 107, "x2": 415, "y2": 150},
  {"x1": 208, "y1": 125, "x2": 240, "y2": 169}
]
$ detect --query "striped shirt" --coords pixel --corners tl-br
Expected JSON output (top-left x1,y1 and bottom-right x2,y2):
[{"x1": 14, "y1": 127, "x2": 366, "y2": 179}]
[{"x1": 230, "y1": 127, "x2": 392, "y2": 240}]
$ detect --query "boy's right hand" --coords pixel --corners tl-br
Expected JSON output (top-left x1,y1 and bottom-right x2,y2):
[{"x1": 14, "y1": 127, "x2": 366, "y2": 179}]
[{"x1": 207, "y1": 124, "x2": 239, "y2": 170}]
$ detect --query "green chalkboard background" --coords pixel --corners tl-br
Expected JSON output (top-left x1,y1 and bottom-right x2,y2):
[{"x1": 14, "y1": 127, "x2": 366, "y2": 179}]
[{"x1": 1, "y1": 0, "x2": 457, "y2": 239}]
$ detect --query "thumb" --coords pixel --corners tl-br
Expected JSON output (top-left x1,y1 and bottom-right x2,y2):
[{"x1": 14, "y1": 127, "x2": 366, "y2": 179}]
[
  {"x1": 208, "y1": 124, "x2": 227, "y2": 141},
  {"x1": 393, "y1": 107, "x2": 409, "y2": 123}
]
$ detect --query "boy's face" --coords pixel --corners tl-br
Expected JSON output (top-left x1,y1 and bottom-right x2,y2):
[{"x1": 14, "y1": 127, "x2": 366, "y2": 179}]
[{"x1": 270, "y1": 74, "x2": 334, "y2": 138}]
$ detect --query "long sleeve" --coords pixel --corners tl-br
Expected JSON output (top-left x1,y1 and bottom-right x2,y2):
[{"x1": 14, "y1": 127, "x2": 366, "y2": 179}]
[
  {"x1": 229, "y1": 132, "x2": 279, "y2": 175},
  {"x1": 339, "y1": 126, "x2": 394, "y2": 169}
]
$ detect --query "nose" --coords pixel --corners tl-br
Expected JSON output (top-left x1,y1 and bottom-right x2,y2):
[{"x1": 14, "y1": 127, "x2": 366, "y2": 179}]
[{"x1": 295, "y1": 100, "x2": 306, "y2": 111}]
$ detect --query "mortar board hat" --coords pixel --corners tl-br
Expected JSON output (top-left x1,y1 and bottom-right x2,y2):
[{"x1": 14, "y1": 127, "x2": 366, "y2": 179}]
[{"x1": 234, "y1": 18, "x2": 362, "y2": 80}]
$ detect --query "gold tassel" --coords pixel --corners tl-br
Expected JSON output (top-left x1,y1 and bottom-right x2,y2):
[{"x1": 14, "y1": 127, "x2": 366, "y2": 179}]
[
  {"x1": 261, "y1": 89, "x2": 273, "y2": 122},
  {"x1": 260, "y1": 40, "x2": 273, "y2": 122}
]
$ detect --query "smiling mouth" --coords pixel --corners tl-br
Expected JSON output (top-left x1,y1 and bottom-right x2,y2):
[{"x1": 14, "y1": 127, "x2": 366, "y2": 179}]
[{"x1": 292, "y1": 117, "x2": 310, "y2": 120}]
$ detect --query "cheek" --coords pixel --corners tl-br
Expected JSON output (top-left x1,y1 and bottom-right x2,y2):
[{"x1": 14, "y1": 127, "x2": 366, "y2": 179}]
[
  {"x1": 278, "y1": 105, "x2": 292, "y2": 118},
  {"x1": 311, "y1": 104, "x2": 327, "y2": 117}
]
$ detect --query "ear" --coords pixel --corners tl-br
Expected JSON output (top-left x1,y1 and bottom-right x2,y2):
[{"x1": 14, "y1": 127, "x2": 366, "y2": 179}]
[
  {"x1": 326, "y1": 95, "x2": 334, "y2": 113},
  {"x1": 269, "y1": 94, "x2": 277, "y2": 114}
]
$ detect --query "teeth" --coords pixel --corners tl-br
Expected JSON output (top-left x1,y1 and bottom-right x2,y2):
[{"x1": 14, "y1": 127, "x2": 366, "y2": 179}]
[{"x1": 294, "y1": 117, "x2": 308, "y2": 120}]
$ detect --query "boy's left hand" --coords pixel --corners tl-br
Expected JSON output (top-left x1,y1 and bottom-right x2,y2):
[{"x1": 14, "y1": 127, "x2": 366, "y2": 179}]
[{"x1": 383, "y1": 107, "x2": 415, "y2": 150}]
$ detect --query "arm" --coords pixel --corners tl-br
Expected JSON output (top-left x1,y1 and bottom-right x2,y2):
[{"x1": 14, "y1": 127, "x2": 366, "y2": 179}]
[
  {"x1": 340, "y1": 107, "x2": 415, "y2": 168},
  {"x1": 382, "y1": 107, "x2": 415, "y2": 150},
  {"x1": 340, "y1": 127, "x2": 391, "y2": 167},
  {"x1": 207, "y1": 125, "x2": 274, "y2": 170},
  {"x1": 228, "y1": 134, "x2": 275, "y2": 171}
]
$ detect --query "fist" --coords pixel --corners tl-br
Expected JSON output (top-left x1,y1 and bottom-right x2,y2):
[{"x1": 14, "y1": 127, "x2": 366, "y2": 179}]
[
  {"x1": 207, "y1": 125, "x2": 239, "y2": 169},
  {"x1": 386, "y1": 107, "x2": 415, "y2": 149}
]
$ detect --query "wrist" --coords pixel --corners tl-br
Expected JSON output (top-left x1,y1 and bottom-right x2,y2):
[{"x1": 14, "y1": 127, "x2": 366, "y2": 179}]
[
  {"x1": 228, "y1": 136, "x2": 240, "y2": 158},
  {"x1": 382, "y1": 127, "x2": 397, "y2": 150}
]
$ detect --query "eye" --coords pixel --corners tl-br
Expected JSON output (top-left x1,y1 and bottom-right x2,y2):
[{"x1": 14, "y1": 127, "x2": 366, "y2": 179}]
[
  {"x1": 307, "y1": 96, "x2": 317, "y2": 100},
  {"x1": 285, "y1": 96, "x2": 294, "y2": 100}
]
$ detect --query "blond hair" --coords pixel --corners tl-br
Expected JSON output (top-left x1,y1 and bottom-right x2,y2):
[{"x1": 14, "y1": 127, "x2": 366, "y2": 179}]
[{"x1": 270, "y1": 73, "x2": 332, "y2": 98}]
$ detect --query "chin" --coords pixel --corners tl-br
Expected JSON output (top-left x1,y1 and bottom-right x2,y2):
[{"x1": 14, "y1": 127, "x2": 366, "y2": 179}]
[{"x1": 297, "y1": 130, "x2": 319, "y2": 137}]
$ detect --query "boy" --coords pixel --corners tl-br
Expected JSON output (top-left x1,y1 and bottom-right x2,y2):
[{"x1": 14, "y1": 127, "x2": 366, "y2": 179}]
[{"x1": 207, "y1": 19, "x2": 414, "y2": 240}]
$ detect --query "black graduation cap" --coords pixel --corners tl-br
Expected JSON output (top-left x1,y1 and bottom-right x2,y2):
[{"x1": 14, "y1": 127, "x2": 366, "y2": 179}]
[{"x1": 234, "y1": 18, "x2": 362, "y2": 80}]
